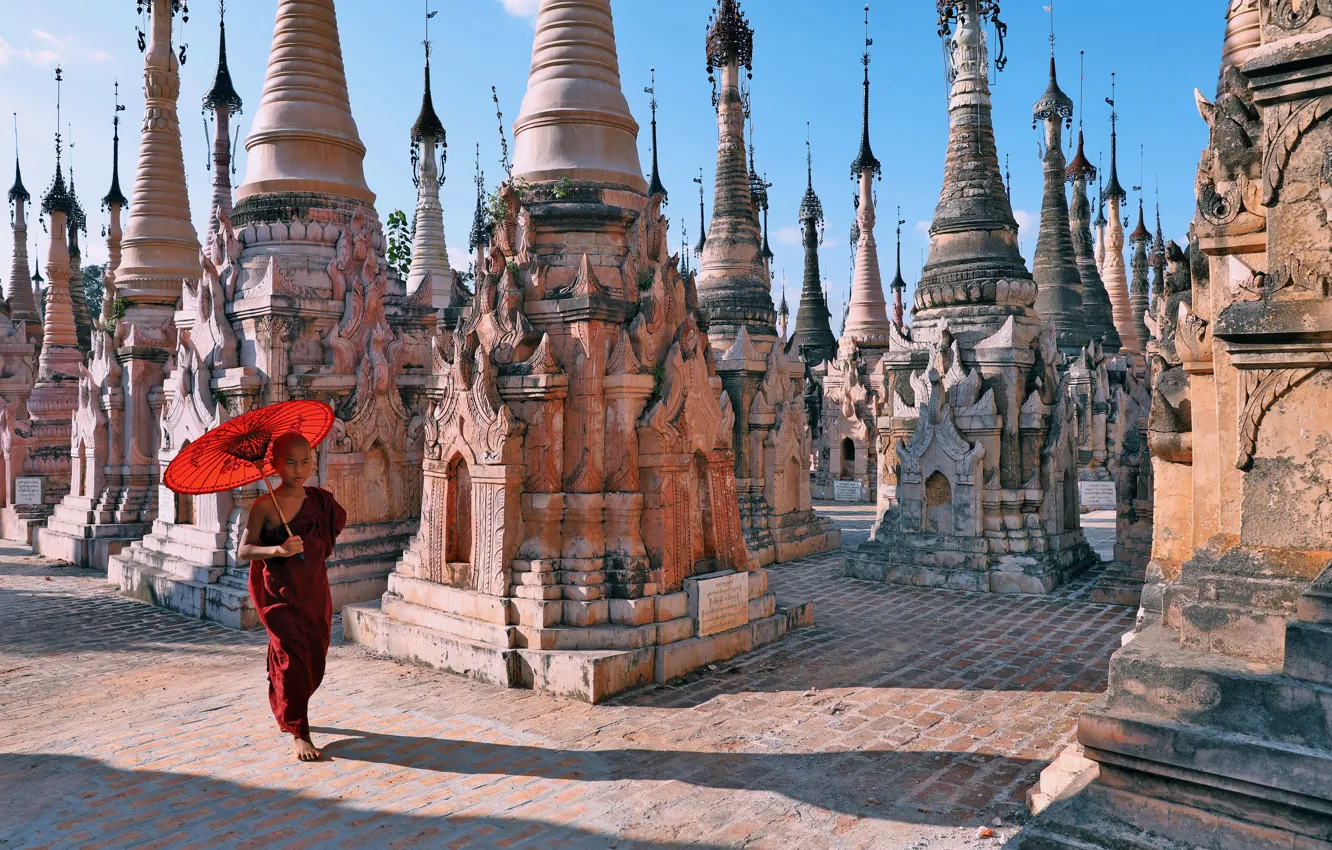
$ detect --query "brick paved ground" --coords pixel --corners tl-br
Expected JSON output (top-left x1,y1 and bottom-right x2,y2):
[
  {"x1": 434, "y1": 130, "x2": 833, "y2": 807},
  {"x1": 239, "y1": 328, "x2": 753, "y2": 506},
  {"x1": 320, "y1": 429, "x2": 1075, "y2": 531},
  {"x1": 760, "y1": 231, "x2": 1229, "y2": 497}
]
[{"x1": 0, "y1": 507, "x2": 1135, "y2": 850}]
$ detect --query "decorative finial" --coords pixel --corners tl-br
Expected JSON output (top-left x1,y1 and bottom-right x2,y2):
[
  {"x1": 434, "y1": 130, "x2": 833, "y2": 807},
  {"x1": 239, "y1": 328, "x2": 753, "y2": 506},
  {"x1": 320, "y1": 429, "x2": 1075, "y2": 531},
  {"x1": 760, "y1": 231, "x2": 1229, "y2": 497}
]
[
  {"x1": 937, "y1": 0, "x2": 1009, "y2": 76},
  {"x1": 800, "y1": 122, "x2": 825, "y2": 238},
  {"x1": 203, "y1": 0, "x2": 243, "y2": 114},
  {"x1": 645, "y1": 67, "x2": 666, "y2": 199},
  {"x1": 850, "y1": 3, "x2": 881, "y2": 180},
  {"x1": 468, "y1": 142, "x2": 488, "y2": 255},
  {"x1": 693, "y1": 168, "x2": 706, "y2": 256},
  {"x1": 9, "y1": 113, "x2": 28, "y2": 208},
  {"x1": 1104, "y1": 71, "x2": 1126, "y2": 202},
  {"x1": 103, "y1": 81, "x2": 129, "y2": 209},
  {"x1": 41, "y1": 66, "x2": 75, "y2": 221}
]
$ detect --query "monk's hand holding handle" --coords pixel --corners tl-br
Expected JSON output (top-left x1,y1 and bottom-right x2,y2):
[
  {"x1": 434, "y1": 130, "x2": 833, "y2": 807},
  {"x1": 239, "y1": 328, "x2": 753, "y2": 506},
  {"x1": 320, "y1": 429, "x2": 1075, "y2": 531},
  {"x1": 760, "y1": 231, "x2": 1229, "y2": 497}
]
[{"x1": 277, "y1": 535, "x2": 305, "y2": 559}]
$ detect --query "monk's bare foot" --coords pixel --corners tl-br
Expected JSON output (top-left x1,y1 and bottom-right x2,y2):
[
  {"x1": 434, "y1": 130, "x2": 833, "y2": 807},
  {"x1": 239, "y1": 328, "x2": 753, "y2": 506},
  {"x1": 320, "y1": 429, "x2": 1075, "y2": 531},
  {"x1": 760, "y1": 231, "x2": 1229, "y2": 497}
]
[{"x1": 294, "y1": 736, "x2": 321, "y2": 762}]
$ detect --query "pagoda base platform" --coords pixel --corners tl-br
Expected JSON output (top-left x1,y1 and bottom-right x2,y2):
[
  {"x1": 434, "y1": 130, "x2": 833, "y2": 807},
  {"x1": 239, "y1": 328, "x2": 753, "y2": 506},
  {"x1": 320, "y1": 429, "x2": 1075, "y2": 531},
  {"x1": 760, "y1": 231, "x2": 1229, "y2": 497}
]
[
  {"x1": 107, "y1": 518, "x2": 413, "y2": 629},
  {"x1": 344, "y1": 569, "x2": 814, "y2": 704},
  {"x1": 740, "y1": 503, "x2": 842, "y2": 568},
  {"x1": 35, "y1": 496, "x2": 152, "y2": 570},
  {"x1": 846, "y1": 529, "x2": 1096, "y2": 594},
  {"x1": 1, "y1": 504, "x2": 55, "y2": 547}
]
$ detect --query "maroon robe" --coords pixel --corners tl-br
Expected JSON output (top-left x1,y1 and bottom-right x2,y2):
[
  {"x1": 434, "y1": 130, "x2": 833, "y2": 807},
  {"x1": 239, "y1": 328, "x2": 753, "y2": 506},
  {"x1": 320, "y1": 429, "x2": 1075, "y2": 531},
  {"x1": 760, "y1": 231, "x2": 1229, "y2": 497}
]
[{"x1": 248, "y1": 486, "x2": 347, "y2": 738}]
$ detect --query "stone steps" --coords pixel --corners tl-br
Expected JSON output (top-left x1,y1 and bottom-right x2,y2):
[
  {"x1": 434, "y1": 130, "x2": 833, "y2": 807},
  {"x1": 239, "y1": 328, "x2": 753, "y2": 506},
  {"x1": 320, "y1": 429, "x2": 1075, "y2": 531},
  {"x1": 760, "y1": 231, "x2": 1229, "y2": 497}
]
[{"x1": 1177, "y1": 600, "x2": 1290, "y2": 663}]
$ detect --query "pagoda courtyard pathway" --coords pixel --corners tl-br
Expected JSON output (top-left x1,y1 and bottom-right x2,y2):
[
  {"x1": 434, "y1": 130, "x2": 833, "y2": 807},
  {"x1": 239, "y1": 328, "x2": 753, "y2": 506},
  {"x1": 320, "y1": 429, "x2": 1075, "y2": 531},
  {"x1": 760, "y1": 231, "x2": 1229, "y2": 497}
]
[{"x1": 0, "y1": 506, "x2": 1129, "y2": 850}]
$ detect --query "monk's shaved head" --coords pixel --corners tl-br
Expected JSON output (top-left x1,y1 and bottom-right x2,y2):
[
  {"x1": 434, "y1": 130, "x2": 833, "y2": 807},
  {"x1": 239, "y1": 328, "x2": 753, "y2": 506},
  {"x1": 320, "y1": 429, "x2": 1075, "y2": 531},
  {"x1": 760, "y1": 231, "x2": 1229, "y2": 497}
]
[{"x1": 272, "y1": 432, "x2": 311, "y2": 463}]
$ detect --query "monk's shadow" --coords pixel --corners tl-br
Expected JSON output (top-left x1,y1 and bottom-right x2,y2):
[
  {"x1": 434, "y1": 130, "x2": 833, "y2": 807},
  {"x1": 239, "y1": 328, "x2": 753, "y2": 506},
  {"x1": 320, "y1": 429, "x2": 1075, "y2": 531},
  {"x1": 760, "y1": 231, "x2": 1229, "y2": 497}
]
[{"x1": 311, "y1": 726, "x2": 1038, "y2": 826}]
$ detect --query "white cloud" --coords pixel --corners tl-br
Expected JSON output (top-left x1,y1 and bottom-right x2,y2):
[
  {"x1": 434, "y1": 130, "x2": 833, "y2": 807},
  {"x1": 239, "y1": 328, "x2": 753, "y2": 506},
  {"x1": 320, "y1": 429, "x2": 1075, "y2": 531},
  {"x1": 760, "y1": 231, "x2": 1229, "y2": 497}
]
[
  {"x1": 914, "y1": 220, "x2": 931, "y2": 236},
  {"x1": 776, "y1": 226, "x2": 802, "y2": 246},
  {"x1": 0, "y1": 37, "x2": 59, "y2": 67},
  {"x1": 1013, "y1": 209, "x2": 1037, "y2": 235},
  {"x1": 498, "y1": 0, "x2": 541, "y2": 16},
  {"x1": 448, "y1": 246, "x2": 472, "y2": 272}
]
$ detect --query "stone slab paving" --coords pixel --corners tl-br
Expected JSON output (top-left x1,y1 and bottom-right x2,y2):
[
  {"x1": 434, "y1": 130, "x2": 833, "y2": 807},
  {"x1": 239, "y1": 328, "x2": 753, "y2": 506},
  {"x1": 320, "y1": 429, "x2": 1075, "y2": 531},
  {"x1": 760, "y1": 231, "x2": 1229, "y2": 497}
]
[{"x1": 0, "y1": 508, "x2": 1135, "y2": 850}]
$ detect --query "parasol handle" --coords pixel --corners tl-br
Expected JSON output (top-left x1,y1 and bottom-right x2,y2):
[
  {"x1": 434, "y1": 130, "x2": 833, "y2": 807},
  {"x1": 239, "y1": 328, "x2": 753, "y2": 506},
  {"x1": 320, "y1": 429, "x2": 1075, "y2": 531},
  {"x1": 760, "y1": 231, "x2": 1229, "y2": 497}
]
[{"x1": 258, "y1": 470, "x2": 305, "y2": 561}]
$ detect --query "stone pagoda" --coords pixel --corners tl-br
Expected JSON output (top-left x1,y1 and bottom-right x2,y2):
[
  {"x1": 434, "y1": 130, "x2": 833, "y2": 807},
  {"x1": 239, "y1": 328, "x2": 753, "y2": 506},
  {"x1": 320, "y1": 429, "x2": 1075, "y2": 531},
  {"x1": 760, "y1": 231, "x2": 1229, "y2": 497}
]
[
  {"x1": 1066, "y1": 129, "x2": 1120, "y2": 352},
  {"x1": 8, "y1": 146, "x2": 42, "y2": 346},
  {"x1": 846, "y1": 0, "x2": 1095, "y2": 594},
  {"x1": 1018, "y1": 2, "x2": 1332, "y2": 846},
  {"x1": 0, "y1": 142, "x2": 40, "y2": 518},
  {"x1": 1102, "y1": 78, "x2": 1141, "y2": 358},
  {"x1": 112, "y1": 0, "x2": 434, "y2": 627},
  {"x1": 3, "y1": 72, "x2": 81, "y2": 544},
  {"x1": 1128, "y1": 197, "x2": 1152, "y2": 351},
  {"x1": 65, "y1": 171, "x2": 93, "y2": 354},
  {"x1": 694, "y1": 0, "x2": 837, "y2": 564},
  {"x1": 345, "y1": 0, "x2": 813, "y2": 704},
  {"x1": 1030, "y1": 54, "x2": 1089, "y2": 357},
  {"x1": 787, "y1": 136, "x2": 839, "y2": 372},
  {"x1": 37, "y1": 78, "x2": 154, "y2": 569},
  {"x1": 406, "y1": 40, "x2": 458, "y2": 313},
  {"x1": 811, "y1": 7, "x2": 893, "y2": 504}
]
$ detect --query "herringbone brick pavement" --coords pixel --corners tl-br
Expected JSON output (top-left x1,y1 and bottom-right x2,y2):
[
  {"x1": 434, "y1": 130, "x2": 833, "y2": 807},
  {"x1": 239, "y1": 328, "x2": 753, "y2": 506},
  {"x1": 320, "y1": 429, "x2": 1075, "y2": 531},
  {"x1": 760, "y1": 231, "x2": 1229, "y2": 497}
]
[{"x1": 0, "y1": 508, "x2": 1135, "y2": 849}]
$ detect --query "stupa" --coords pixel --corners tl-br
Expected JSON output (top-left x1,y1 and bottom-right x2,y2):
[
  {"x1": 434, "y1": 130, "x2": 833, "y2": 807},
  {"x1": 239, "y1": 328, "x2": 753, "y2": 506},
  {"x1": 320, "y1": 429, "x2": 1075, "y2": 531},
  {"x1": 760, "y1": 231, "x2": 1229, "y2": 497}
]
[
  {"x1": 811, "y1": 7, "x2": 894, "y2": 504},
  {"x1": 694, "y1": 0, "x2": 837, "y2": 563},
  {"x1": 405, "y1": 41, "x2": 458, "y2": 313},
  {"x1": 344, "y1": 0, "x2": 812, "y2": 704},
  {"x1": 1065, "y1": 130, "x2": 1120, "y2": 352},
  {"x1": 111, "y1": 0, "x2": 434, "y2": 626},
  {"x1": 37, "y1": 78, "x2": 154, "y2": 569},
  {"x1": 1102, "y1": 78, "x2": 1141, "y2": 358},
  {"x1": 0, "y1": 142, "x2": 39, "y2": 517},
  {"x1": 1018, "y1": 2, "x2": 1332, "y2": 845},
  {"x1": 846, "y1": 0, "x2": 1095, "y2": 593},
  {"x1": 3, "y1": 69, "x2": 81, "y2": 543},
  {"x1": 1128, "y1": 197, "x2": 1152, "y2": 351}
]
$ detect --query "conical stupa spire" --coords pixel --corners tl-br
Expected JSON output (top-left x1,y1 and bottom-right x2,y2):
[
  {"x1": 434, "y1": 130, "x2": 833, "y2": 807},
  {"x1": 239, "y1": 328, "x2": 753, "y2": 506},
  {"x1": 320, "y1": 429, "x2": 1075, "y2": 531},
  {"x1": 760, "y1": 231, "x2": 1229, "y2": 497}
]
[
  {"x1": 204, "y1": 3, "x2": 242, "y2": 244},
  {"x1": 843, "y1": 4, "x2": 891, "y2": 347},
  {"x1": 468, "y1": 143, "x2": 489, "y2": 258},
  {"x1": 890, "y1": 209, "x2": 907, "y2": 328},
  {"x1": 697, "y1": 0, "x2": 773, "y2": 336},
  {"x1": 1150, "y1": 199, "x2": 1166, "y2": 303},
  {"x1": 66, "y1": 163, "x2": 94, "y2": 352},
  {"x1": 1129, "y1": 196, "x2": 1151, "y2": 350},
  {"x1": 102, "y1": 90, "x2": 128, "y2": 326},
  {"x1": 38, "y1": 69, "x2": 81, "y2": 381},
  {"x1": 790, "y1": 130, "x2": 837, "y2": 368},
  {"x1": 646, "y1": 67, "x2": 666, "y2": 199},
  {"x1": 117, "y1": 0, "x2": 201, "y2": 304},
  {"x1": 407, "y1": 33, "x2": 455, "y2": 312},
  {"x1": 916, "y1": 0, "x2": 1033, "y2": 323},
  {"x1": 1066, "y1": 130, "x2": 1120, "y2": 352},
  {"x1": 237, "y1": 0, "x2": 375, "y2": 204},
  {"x1": 1102, "y1": 73, "x2": 1139, "y2": 354},
  {"x1": 510, "y1": 0, "x2": 644, "y2": 192},
  {"x1": 1030, "y1": 53, "x2": 1089, "y2": 355},
  {"x1": 8, "y1": 129, "x2": 40, "y2": 333}
]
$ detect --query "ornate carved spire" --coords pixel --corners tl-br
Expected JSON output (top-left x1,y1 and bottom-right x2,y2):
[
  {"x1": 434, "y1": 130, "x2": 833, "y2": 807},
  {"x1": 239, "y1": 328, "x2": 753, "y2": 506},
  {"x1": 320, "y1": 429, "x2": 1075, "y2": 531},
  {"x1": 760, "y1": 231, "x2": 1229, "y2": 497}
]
[
  {"x1": 66, "y1": 159, "x2": 95, "y2": 353},
  {"x1": 842, "y1": 6, "x2": 891, "y2": 347},
  {"x1": 1101, "y1": 73, "x2": 1139, "y2": 354},
  {"x1": 890, "y1": 207, "x2": 907, "y2": 328},
  {"x1": 468, "y1": 143, "x2": 488, "y2": 257},
  {"x1": 118, "y1": 0, "x2": 201, "y2": 303},
  {"x1": 1066, "y1": 129, "x2": 1120, "y2": 352},
  {"x1": 407, "y1": 28, "x2": 454, "y2": 311},
  {"x1": 102, "y1": 85, "x2": 129, "y2": 210},
  {"x1": 1150, "y1": 198, "x2": 1166, "y2": 302},
  {"x1": 511, "y1": 0, "x2": 644, "y2": 192},
  {"x1": 1030, "y1": 52, "x2": 1089, "y2": 355},
  {"x1": 8, "y1": 123, "x2": 40, "y2": 333},
  {"x1": 203, "y1": 6, "x2": 239, "y2": 246},
  {"x1": 237, "y1": 0, "x2": 375, "y2": 204},
  {"x1": 693, "y1": 168, "x2": 706, "y2": 256},
  {"x1": 1129, "y1": 196, "x2": 1151, "y2": 349},
  {"x1": 915, "y1": 0, "x2": 1033, "y2": 320},
  {"x1": 102, "y1": 90, "x2": 128, "y2": 326},
  {"x1": 697, "y1": 0, "x2": 773, "y2": 336},
  {"x1": 38, "y1": 67, "x2": 82, "y2": 381},
  {"x1": 790, "y1": 131, "x2": 836, "y2": 368},
  {"x1": 850, "y1": 3, "x2": 880, "y2": 179},
  {"x1": 645, "y1": 67, "x2": 666, "y2": 199}
]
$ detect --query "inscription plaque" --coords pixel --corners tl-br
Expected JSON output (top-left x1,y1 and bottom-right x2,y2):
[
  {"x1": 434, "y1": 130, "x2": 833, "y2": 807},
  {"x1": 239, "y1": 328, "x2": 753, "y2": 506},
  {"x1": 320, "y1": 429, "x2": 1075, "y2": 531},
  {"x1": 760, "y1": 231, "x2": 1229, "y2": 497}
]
[
  {"x1": 833, "y1": 480, "x2": 864, "y2": 502},
  {"x1": 14, "y1": 477, "x2": 42, "y2": 506},
  {"x1": 693, "y1": 572, "x2": 749, "y2": 638},
  {"x1": 1079, "y1": 480, "x2": 1117, "y2": 510}
]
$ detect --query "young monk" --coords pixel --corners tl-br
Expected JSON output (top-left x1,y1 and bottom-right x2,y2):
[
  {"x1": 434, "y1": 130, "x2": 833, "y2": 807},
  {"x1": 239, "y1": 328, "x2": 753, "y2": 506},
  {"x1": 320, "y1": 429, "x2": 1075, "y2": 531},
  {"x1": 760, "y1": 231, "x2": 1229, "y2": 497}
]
[{"x1": 239, "y1": 432, "x2": 347, "y2": 762}]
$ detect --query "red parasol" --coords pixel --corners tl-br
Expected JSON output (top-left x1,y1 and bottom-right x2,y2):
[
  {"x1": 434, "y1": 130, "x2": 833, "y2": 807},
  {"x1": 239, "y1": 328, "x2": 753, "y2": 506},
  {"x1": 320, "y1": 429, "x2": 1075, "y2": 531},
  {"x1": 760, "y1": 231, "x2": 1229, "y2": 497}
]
[{"x1": 164, "y1": 400, "x2": 336, "y2": 557}]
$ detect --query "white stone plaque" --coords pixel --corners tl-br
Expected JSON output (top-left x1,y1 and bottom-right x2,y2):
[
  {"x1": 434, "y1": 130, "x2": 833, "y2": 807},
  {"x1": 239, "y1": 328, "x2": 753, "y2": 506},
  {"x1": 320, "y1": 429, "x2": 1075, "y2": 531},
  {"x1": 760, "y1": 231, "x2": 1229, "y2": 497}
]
[
  {"x1": 694, "y1": 572, "x2": 749, "y2": 638},
  {"x1": 14, "y1": 477, "x2": 43, "y2": 506},
  {"x1": 833, "y1": 480, "x2": 864, "y2": 502},
  {"x1": 1079, "y1": 480, "x2": 1117, "y2": 510}
]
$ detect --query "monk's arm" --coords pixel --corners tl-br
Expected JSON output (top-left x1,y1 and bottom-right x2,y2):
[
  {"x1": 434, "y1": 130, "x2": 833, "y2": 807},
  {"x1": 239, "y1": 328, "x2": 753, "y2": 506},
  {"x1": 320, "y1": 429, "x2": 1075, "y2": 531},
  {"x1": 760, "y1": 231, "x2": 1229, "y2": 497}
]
[{"x1": 238, "y1": 499, "x2": 300, "y2": 560}]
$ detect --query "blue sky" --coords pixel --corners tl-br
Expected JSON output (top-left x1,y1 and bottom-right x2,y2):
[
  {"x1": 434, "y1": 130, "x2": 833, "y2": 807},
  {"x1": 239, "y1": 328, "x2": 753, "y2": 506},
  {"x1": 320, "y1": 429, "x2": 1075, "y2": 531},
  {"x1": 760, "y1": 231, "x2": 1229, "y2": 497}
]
[{"x1": 1, "y1": 1, "x2": 1221, "y2": 325}]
